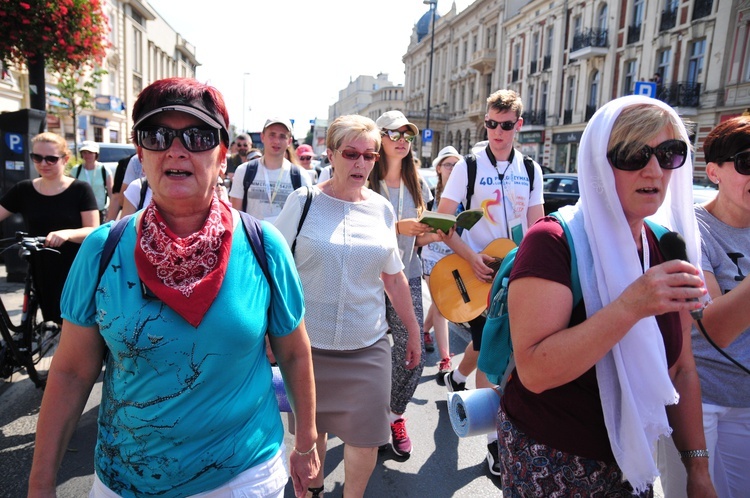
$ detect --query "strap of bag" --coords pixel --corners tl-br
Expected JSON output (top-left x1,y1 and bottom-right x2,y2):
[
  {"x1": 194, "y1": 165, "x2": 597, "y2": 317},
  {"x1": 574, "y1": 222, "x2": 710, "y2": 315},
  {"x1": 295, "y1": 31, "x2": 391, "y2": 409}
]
[
  {"x1": 291, "y1": 187, "x2": 313, "y2": 256},
  {"x1": 465, "y1": 153, "x2": 477, "y2": 210},
  {"x1": 549, "y1": 211, "x2": 581, "y2": 305},
  {"x1": 137, "y1": 178, "x2": 149, "y2": 210},
  {"x1": 241, "y1": 159, "x2": 261, "y2": 212},
  {"x1": 523, "y1": 155, "x2": 536, "y2": 193},
  {"x1": 99, "y1": 211, "x2": 271, "y2": 288},
  {"x1": 290, "y1": 165, "x2": 302, "y2": 190}
]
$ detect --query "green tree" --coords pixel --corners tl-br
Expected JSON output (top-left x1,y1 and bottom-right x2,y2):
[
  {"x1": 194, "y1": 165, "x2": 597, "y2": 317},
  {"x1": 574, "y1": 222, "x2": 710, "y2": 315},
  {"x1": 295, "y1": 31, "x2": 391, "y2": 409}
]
[
  {"x1": 55, "y1": 65, "x2": 107, "y2": 158},
  {"x1": 0, "y1": 0, "x2": 109, "y2": 113}
]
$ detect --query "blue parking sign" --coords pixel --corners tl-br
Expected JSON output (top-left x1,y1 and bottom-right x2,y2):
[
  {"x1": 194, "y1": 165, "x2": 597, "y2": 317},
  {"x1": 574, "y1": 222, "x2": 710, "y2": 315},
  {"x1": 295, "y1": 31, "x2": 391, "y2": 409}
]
[
  {"x1": 423, "y1": 129, "x2": 433, "y2": 142},
  {"x1": 634, "y1": 81, "x2": 657, "y2": 98}
]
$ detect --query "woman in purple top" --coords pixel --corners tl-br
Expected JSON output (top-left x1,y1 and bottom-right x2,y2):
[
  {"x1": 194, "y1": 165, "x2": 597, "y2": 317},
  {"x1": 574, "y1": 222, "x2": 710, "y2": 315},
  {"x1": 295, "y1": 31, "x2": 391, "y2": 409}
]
[{"x1": 499, "y1": 96, "x2": 715, "y2": 497}]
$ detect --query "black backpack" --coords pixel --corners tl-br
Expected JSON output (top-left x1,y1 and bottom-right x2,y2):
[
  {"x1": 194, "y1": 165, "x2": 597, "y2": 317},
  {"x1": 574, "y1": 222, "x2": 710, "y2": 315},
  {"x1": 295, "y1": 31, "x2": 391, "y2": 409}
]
[
  {"x1": 464, "y1": 152, "x2": 537, "y2": 210},
  {"x1": 241, "y1": 159, "x2": 303, "y2": 212}
]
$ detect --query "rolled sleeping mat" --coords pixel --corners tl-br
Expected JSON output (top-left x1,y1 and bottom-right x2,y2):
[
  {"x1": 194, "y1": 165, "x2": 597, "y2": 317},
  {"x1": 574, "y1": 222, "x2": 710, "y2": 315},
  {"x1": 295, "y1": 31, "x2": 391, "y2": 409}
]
[
  {"x1": 272, "y1": 365, "x2": 292, "y2": 412},
  {"x1": 447, "y1": 387, "x2": 502, "y2": 438}
]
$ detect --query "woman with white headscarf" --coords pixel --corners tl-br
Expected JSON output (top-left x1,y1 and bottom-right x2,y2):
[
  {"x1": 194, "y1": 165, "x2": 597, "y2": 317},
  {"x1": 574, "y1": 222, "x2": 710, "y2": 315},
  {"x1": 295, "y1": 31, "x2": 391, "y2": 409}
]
[{"x1": 497, "y1": 96, "x2": 716, "y2": 497}]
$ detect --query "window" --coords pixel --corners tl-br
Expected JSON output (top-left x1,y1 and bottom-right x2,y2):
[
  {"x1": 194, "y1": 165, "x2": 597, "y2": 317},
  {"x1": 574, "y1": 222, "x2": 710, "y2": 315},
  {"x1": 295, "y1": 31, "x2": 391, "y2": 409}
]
[
  {"x1": 132, "y1": 27, "x2": 143, "y2": 74},
  {"x1": 574, "y1": 15, "x2": 582, "y2": 37},
  {"x1": 487, "y1": 25, "x2": 497, "y2": 49},
  {"x1": 658, "y1": 49, "x2": 671, "y2": 83},
  {"x1": 624, "y1": 59, "x2": 637, "y2": 94},
  {"x1": 532, "y1": 32, "x2": 540, "y2": 61},
  {"x1": 589, "y1": 71, "x2": 599, "y2": 107},
  {"x1": 462, "y1": 39, "x2": 468, "y2": 65},
  {"x1": 528, "y1": 84, "x2": 536, "y2": 111},
  {"x1": 566, "y1": 76, "x2": 576, "y2": 110},
  {"x1": 687, "y1": 39, "x2": 705, "y2": 85},
  {"x1": 745, "y1": 33, "x2": 750, "y2": 82},
  {"x1": 546, "y1": 27, "x2": 554, "y2": 57},
  {"x1": 513, "y1": 43, "x2": 521, "y2": 70},
  {"x1": 472, "y1": 34, "x2": 478, "y2": 53},
  {"x1": 454, "y1": 46, "x2": 459, "y2": 66},
  {"x1": 633, "y1": 0, "x2": 644, "y2": 26},
  {"x1": 598, "y1": 4, "x2": 609, "y2": 30},
  {"x1": 541, "y1": 81, "x2": 549, "y2": 112}
]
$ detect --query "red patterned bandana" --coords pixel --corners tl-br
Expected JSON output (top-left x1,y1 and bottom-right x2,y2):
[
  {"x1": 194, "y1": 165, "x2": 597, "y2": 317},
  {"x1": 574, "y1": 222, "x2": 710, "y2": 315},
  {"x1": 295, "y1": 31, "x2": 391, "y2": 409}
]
[{"x1": 135, "y1": 195, "x2": 233, "y2": 327}]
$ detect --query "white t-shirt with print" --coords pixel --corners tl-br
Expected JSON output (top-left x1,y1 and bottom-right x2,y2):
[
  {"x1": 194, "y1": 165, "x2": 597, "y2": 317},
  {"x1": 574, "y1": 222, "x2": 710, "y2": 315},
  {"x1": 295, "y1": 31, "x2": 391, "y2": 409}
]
[{"x1": 441, "y1": 148, "x2": 544, "y2": 252}]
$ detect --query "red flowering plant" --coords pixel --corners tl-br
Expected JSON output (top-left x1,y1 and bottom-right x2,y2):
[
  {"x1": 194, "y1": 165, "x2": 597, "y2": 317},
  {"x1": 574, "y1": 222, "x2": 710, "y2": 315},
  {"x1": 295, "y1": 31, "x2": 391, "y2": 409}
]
[{"x1": 0, "y1": 0, "x2": 109, "y2": 72}]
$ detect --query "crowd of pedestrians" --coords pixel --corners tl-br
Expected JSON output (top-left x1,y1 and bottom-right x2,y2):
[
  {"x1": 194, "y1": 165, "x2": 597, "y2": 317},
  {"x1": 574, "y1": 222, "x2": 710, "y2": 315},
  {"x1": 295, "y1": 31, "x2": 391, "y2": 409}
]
[{"x1": 14, "y1": 76, "x2": 749, "y2": 498}]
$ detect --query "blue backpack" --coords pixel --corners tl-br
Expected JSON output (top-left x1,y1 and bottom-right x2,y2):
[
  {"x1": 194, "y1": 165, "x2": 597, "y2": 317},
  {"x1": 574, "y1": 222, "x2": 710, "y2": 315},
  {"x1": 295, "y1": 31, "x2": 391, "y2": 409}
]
[{"x1": 477, "y1": 212, "x2": 669, "y2": 384}]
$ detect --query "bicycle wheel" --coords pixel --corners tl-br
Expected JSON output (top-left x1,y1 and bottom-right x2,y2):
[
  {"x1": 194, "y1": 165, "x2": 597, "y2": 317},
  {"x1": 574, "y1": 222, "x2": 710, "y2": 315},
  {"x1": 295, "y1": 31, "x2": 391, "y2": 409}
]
[{"x1": 20, "y1": 280, "x2": 60, "y2": 388}]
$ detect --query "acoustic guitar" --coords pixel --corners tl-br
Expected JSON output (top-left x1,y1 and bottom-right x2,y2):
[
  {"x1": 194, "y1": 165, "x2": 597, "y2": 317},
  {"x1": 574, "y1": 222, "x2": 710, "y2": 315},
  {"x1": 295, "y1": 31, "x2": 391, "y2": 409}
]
[{"x1": 429, "y1": 238, "x2": 517, "y2": 323}]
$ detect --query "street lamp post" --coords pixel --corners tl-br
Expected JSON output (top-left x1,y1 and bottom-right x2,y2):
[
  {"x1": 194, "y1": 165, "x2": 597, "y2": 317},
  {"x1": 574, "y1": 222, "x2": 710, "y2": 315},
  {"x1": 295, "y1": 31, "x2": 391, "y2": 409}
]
[
  {"x1": 423, "y1": 0, "x2": 437, "y2": 164},
  {"x1": 242, "y1": 72, "x2": 251, "y2": 132}
]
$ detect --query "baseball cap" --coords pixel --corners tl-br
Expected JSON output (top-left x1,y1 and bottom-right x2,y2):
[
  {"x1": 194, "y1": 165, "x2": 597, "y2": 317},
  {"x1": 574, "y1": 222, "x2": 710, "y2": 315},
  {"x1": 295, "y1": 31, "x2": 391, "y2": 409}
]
[
  {"x1": 79, "y1": 141, "x2": 100, "y2": 154},
  {"x1": 263, "y1": 117, "x2": 293, "y2": 133},
  {"x1": 432, "y1": 146, "x2": 462, "y2": 168},
  {"x1": 375, "y1": 110, "x2": 419, "y2": 137},
  {"x1": 132, "y1": 97, "x2": 229, "y2": 142},
  {"x1": 296, "y1": 144, "x2": 314, "y2": 157}
]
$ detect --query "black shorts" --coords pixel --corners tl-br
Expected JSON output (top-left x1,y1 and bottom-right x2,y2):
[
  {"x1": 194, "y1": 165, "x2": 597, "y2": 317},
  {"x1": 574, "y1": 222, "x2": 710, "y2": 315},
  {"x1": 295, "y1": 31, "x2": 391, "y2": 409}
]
[{"x1": 468, "y1": 315, "x2": 487, "y2": 351}]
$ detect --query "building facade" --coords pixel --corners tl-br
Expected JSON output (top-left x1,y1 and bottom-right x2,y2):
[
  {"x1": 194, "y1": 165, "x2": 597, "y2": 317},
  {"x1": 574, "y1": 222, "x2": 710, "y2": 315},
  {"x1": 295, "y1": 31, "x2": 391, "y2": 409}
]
[
  {"x1": 398, "y1": 0, "x2": 748, "y2": 177},
  {"x1": 0, "y1": 0, "x2": 198, "y2": 146}
]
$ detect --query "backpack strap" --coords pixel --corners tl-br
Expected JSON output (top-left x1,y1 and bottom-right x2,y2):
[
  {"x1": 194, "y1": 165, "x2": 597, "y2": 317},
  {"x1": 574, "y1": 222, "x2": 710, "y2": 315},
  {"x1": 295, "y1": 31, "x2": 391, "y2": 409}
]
[
  {"x1": 74, "y1": 165, "x2": 82, "y2": 179},
  {"x1": 464, "y1": 153, "x2": 477, "y2": 210},
  {"x1": 241, "y1": 159, "x2": 261, "y2": 212},
  {"x1": 291, "y1": 187, "x2": 313, "y2": 256},
  {"x1": 98, "y1": 215, "x2": 134, "y2": 281},
  {"x1": 549, "y1": 212, "x2": 582, "y2": 306},
  {"x1": 290, "y1": 164, "x2": 302, "y2": 190},
  {"x1": 137, "y1": 178, "x2": 149, "y2": 210},
  {"x1": 644, "y1": 219, "x2": 670, "y2": 240},
  {"x1": 239, "y1": 211, "x2": 271, "y2": 285},
  {"x1": 101, "y1": 165, "x2": 109, "y2": 204},
  {"x1": 523, "y1": 155, "x2": 536, "y2": 193}
]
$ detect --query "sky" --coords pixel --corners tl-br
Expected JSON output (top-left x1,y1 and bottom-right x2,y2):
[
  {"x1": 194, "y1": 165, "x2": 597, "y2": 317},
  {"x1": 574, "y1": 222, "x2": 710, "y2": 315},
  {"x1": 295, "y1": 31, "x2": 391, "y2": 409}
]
[{"x1": 147, "y1": 0, "x2": 475, "y2": 139}]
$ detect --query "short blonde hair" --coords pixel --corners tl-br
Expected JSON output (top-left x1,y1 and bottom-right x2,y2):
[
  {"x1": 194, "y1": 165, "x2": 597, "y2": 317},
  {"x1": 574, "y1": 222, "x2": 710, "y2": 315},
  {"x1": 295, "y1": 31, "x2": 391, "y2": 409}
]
[
  {"x1": 31, "y1": 132, "x2": 70, "y2": 159},
  {"x1": 326, "y1": 115, "x2": 381, "y2": 152},
  {"x1": 607, "y1": 104, "x2": 688, "y2": 159}
]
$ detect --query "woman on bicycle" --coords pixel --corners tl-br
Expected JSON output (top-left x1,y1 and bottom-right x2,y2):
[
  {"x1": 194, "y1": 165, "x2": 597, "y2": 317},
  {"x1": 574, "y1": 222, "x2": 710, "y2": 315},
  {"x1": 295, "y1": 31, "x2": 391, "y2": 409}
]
[
  {"x1": 0, "y1": 132, "x2": 98, "y2": 323},
  {"x1": 29, "y1": 78, "x2": 318, "y2": 498}
]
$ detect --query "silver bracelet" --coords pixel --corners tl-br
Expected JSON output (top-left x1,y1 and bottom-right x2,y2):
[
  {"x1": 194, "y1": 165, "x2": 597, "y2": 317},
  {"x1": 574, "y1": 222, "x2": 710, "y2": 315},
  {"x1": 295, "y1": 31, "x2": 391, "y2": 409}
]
[
  {"x1": 678, "y1": 449, "x2": 709, "y2": 459},
  {"x1": 293, "y1": 442, "x2": 317, "y2": 456}
]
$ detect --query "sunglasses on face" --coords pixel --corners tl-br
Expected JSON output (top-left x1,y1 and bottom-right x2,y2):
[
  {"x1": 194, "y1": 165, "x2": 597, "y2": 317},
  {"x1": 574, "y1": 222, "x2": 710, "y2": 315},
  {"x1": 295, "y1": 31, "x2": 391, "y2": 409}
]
[
  {"x1": 136, "y1": 126, "x2": 222, "y2": 152},
  {"x1": 299, "y1": 156, "x2": 312, "y2": 161},
  {"x1": 607, "y1": 139, "x2": 688, "y2": 171},
  {"x1": 30, "y1": 153, "x2": 62, "y2": 164},
  {"x1": 382, "y1": 130, "x2": 416, "y2": 143},
  {"x1": 725, "y1": 150, "x2": 750, "y2": 175},
  {"x1": 485, "y1": 119, "x2": 518, "y2": 131},
  {"x1": 336, "y1": 149, "x2": 380, "y2": 162}
]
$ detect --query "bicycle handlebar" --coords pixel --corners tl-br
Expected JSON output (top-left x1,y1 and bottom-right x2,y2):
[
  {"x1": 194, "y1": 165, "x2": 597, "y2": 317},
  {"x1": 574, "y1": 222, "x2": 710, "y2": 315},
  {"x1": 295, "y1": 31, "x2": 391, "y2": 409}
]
[{"x1": 0, "y1": 232, "x2": 61, "y2": 255}]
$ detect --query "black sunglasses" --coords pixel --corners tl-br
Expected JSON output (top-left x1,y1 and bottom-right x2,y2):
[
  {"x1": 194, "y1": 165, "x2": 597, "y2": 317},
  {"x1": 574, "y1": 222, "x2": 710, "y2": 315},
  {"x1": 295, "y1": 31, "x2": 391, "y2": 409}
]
[
  {"x1": 485, "y1": 119, "x2": 518, "y2": 131},
  {"x1": 607, "y1": 139, "x2": 688, "y2": 171},
  {"x1": 725, "y1": 151, "x2": 750, "y2": 175},
  {"x1": 136, "y1": 126, "x2": 222, "y2": 152},
  {"x1": 299, "y1": 156, "x2": 312, "y2": 161},
  {"x1": 30, "y1": 153, "x2": 62, "y2": 164}
]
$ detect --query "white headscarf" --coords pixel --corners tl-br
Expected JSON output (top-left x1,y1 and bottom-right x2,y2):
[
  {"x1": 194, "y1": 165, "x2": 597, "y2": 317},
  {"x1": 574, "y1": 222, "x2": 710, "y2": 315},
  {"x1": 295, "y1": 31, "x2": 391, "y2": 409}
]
[{"x1": 558, "y1": 95, "x2": 701, "y2": 493}]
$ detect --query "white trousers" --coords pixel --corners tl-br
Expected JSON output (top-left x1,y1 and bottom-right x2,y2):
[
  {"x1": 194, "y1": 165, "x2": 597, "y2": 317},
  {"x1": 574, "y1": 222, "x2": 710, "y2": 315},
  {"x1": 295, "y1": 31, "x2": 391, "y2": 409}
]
[
  {"x1": 657, "y1": 402, "x2": 750, "y2": 498},
  {"x1": 90, "y1": 448, "x2": 288, "y2": 498}
]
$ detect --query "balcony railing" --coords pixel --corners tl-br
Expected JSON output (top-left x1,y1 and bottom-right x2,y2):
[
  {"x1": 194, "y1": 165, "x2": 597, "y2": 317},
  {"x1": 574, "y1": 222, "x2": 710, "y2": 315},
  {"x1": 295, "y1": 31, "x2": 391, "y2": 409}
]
[
  {"x1": 543, "y1": 55, "x2": 552, "y2": 71},
  {"x1": 522, "y1": 110, "x2": 546, "y2": 125},
  {"x1": 656, "y1": 81, "x2": 701, "y2": 108},
  {"x1": 530, "y1": 60, "x2": 538, "y2": 74},
  {"x1": 692, "y1": 0, "x2": 713, "y2": 20},
  {"x1": 511, "y1": 69, "x2": 519, "y2": 82},
  {"x1": 571, "y1": 28, "x2": 608, "y2": 52},
  {"x1": 660, "y1": 8, "x2": 677, "y2": 31},
  {"x1": 563, "y1": 109, "x2": 573, "y2": 125},
  {"x1": 585, "y1": 105, "x2": 597, "y2": 121},
  {"x1": 627, "y1": 24, "x2": 642, "y2": 44}
]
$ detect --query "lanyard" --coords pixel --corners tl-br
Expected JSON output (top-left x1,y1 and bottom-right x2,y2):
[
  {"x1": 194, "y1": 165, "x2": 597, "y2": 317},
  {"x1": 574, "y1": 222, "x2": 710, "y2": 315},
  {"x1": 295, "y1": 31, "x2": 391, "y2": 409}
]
[
  {"x1": 640, "y1": 225, "x2": 650, "y2": 272},
  {"x1": 261, "y1": 159, "x2": 287, "y2": 205},
  {"x1": 379, "y1": 180, "x2": 405, "y2": 220}
]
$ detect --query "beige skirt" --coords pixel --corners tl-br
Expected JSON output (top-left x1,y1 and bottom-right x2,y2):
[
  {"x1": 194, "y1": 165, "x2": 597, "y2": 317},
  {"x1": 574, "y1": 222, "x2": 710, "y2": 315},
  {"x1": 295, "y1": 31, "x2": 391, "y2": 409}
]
[{"x1": 289, "y1": 334, "x2": 391, "y2": 447}]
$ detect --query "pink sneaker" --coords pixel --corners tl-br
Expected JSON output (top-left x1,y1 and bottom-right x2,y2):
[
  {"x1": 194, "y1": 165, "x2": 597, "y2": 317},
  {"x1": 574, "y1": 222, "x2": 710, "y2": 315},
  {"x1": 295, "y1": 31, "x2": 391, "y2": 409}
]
[
  {"x1": 424, "y1": 332, "x2": 435, "y2": 352},
  {"x1": 390, "y1": 418, "x2": 412, "y2": 457}
]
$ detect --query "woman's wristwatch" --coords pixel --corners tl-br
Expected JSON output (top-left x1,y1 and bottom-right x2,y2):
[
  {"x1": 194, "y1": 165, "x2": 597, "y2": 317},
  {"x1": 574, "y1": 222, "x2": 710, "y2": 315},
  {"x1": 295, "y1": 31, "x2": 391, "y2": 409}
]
[{"x1": 678, "y1": 449, "x2": 709, "y2": 459}]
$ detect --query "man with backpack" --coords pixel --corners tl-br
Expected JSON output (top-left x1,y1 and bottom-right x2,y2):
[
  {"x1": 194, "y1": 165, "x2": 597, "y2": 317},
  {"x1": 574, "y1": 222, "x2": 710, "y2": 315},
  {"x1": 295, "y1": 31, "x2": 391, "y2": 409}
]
[
  {"x1": 436, "y1": 89, "x2": 545, "y2": 475},
  {"x1": 229, "y1": 117, "x2": 311, "y2": 223},
  {"x1": 70, "y1": 141, "x2": 114, "y2": 223}
]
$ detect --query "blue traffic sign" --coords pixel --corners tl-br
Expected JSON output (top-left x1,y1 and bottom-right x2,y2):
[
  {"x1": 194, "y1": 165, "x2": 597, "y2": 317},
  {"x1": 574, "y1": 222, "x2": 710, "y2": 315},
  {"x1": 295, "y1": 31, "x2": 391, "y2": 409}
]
[
  {"x1": 634, "y1": 81, "x2": 657, "y2": 98},
  {"x1": 423, "y1": 129, "x2": 433, "y2": 142},
  {"x1": 5, "y1": 133, "x2": 23, "y2": 154}
]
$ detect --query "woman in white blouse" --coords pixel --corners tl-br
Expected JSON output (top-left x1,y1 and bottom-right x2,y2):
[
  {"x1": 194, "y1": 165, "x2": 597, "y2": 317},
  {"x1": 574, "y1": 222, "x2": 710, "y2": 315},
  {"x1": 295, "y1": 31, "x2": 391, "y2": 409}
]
[{"x1": 275, "y1": 115, "x2": 421, "y2": 498}]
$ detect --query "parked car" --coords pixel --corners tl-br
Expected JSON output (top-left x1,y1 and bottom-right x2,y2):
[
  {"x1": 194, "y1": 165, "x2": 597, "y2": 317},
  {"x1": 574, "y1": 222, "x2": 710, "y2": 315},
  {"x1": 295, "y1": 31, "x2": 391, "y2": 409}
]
[
  {"x1": 95, "y1": 142, "x2": 136, "y2": 171},
  {"x1": 542, "y1": 173, "x2": 579, "y2": 214},
  {"x1": 417, "y1": 166, "x2": 438, "y2": 198},
  {"x1": 692, "y1": 177, "x2": 718, "y2": 204}
]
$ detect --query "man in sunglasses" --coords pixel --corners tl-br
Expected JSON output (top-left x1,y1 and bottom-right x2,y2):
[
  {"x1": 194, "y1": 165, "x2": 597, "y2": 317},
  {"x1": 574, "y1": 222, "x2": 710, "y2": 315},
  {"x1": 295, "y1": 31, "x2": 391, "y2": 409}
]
[
  {"x1": 226, "y1": 133, "x2": 253, "y2": 181},
  {"x1": 229, "y1": 118, "x2": 311, "y2": 223},
  {"x1": 436, "y1": 88, "x2": 545, "y2": 476}
]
